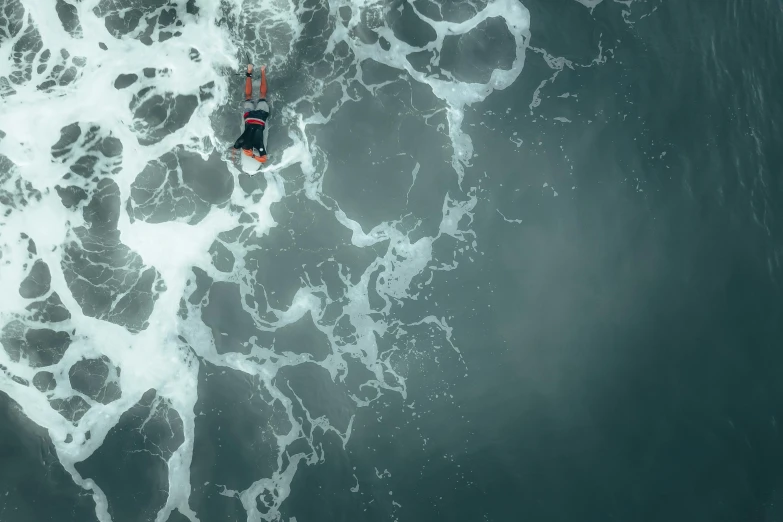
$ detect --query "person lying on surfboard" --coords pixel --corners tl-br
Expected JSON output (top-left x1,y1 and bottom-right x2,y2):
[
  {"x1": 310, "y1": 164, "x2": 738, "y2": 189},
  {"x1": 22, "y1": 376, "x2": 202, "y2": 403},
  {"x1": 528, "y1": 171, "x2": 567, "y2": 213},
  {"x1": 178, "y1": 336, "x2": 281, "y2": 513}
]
[{"x1": 233, "y1": 63, "x2": 269, "y2": 163}]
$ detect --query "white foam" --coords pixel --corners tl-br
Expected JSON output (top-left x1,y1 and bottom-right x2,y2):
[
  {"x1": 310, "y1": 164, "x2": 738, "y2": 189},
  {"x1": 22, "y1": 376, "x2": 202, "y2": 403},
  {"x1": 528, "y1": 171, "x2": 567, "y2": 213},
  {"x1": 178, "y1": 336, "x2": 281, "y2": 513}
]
[
  {"x1": 0, "y1": 0, "x2": 535, "y2": 519},
  {"x1": 573, "y1": 0, "x2": 604, "y2": 9},
  {"x1": 325, "y1": 0, "x2": 531, "y2": 184}
]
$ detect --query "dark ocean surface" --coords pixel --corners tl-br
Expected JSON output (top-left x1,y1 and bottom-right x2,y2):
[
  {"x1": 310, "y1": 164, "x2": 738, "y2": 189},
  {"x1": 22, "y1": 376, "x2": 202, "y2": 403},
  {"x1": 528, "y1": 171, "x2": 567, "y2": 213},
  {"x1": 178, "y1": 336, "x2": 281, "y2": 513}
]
[{"x1": 1, "y1": 0, "x2": 783, "y2": 521}]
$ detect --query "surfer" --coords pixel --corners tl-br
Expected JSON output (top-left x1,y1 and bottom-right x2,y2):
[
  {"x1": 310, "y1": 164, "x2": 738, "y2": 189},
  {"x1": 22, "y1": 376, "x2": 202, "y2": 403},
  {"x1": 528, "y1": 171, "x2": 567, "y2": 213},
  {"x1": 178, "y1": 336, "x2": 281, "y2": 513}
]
[{"x1": 233, "y1": 63, "x2": 269, "y2": 163}]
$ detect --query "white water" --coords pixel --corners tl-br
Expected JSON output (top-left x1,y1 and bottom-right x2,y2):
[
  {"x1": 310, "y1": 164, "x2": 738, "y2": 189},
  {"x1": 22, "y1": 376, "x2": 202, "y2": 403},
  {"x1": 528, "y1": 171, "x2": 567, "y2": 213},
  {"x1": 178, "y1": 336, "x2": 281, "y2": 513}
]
[{"x1": 0, "y1": 0, "x2": 537, "y2": 520}]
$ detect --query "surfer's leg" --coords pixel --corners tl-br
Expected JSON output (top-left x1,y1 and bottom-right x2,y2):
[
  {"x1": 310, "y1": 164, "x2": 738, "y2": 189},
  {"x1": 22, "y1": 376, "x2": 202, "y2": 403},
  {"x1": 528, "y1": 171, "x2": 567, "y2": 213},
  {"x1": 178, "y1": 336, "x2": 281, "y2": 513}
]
[
  {"x1": 260, "y1": 66, "x2": 267, "y2": 100},
  {"x1": 245, "y1": 63, "x2": 253, "y2": 100}
]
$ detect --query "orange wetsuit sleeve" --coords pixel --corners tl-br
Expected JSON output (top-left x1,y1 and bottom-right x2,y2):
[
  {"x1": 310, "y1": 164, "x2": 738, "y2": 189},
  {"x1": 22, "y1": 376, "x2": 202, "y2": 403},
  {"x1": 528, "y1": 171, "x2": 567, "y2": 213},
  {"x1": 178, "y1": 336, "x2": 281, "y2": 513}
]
[{"x1": 260, "y1": 66, "x2": 267, "y2": 100}]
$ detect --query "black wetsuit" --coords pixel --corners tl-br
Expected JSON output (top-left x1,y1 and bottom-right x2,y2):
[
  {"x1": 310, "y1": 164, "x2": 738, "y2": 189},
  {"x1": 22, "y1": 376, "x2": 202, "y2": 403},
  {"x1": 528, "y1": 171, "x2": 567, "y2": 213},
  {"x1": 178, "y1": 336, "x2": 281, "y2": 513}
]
[{"x1": 234, "y1": 106, "x2": 269, "y2": 158}]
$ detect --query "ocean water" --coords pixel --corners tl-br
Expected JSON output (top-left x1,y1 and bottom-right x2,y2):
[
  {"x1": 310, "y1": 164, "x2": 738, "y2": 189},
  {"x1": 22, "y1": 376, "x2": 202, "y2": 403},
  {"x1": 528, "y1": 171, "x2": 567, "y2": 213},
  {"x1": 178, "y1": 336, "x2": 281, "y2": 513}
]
[{"x1": 1, "y1": 0, "x2": 782, "y2": 521}]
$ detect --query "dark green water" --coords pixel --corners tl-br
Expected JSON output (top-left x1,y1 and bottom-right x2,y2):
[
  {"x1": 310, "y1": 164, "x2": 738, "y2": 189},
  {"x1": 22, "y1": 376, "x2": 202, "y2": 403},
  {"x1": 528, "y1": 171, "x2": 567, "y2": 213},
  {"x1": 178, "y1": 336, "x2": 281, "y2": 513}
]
[
  {"x1": 288, "y1": 1, "x2": 783, "y2": 520},
  {"x1": 2, "y1": 1, "x2": 783, "y2": 521}
]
